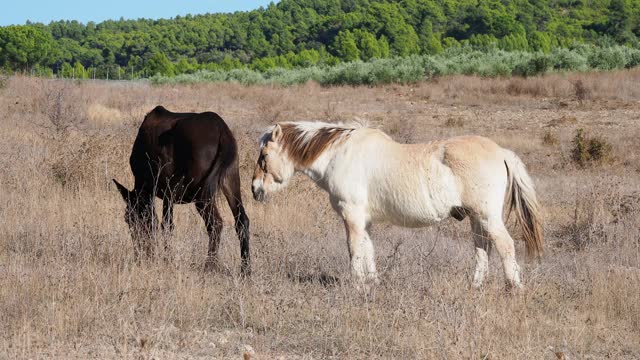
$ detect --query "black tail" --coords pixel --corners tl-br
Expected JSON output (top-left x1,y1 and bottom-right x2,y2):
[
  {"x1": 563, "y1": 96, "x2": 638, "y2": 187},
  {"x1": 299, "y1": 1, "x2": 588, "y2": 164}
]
[
  {"x1": 197, "y1": 113, "x2": 239, "y2": 197},
  {"x1": 213, "y1": 116, "x2": 251, "y2": 275}
]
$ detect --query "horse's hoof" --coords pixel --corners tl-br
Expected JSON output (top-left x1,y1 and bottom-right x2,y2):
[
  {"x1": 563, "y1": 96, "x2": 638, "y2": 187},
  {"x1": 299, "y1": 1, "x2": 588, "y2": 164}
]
[
  {"x1": 204, "y1": 260, "x2": 221, "y2": 273},
  {"x1": 504, "y1": 281, "x2": 523, "y2": 295},
  {"x1": 240, "y1": 266, "x2": 252, "y2": 277}
]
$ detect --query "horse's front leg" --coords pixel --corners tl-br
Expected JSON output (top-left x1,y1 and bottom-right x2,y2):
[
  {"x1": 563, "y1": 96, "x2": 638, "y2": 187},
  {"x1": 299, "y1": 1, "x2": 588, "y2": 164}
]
[
  {"x1": 161, "y1": 198, "x2": 174, "y2": 252},
  {"x1": 341, "y1": 206, "x2": 378, "y2": 284}
]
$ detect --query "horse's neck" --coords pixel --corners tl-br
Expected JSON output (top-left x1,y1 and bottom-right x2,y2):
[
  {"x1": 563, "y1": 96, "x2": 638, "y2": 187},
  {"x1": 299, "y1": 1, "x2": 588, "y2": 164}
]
[
  {"x1": 299, "y1": 161, "x2": 327, "y2": 185},
  {"x1": 296, "y1": 147, "x2": 336, "y2": 188}
]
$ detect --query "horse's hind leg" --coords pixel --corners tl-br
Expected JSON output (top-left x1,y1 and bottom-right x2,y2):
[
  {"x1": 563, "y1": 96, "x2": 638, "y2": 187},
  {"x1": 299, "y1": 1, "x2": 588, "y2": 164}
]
[
  {"x1": 222, "y1": 168, "x2": 251, "y2": 275},
  {"x1": 196, "y1": 200, "x2": 223, "y2": 272},
  {"x1": 162, "y1": 198, "x2": 175, "y2": 234},
  {"x1": 482, "y1": 216, "x2": 522, "y2": 290},
  {"x1": 470, "y1": 217, "x2": 492, "y2": 288}
]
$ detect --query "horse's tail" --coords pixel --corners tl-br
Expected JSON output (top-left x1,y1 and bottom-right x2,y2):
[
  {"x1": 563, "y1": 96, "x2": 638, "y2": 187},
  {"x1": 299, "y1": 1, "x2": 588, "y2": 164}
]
[
  {"x1": 214, "y1": 121, "x2": 239, "y2": 192},
  {"x1": 197, "y1": 112, "x2": 239, "y2": 198},
  {"x1": 503, "y1": 150, "x2": 544, "y2": 259}
]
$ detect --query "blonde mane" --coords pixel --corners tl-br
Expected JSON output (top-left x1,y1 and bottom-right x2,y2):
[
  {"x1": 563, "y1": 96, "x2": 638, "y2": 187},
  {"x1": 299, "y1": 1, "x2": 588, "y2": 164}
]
[{"x1": 260, "y1": 121, "x2": 366, "y2": 167}]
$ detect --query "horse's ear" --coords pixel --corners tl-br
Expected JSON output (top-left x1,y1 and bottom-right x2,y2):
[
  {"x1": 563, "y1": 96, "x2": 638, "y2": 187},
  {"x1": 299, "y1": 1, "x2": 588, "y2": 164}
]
[
  {"x1": 112, "y1": 179, "x2": 132, "y2": 203},
  {"x1": 272, "y1": 124, "x2": 283, "y2": 142}
]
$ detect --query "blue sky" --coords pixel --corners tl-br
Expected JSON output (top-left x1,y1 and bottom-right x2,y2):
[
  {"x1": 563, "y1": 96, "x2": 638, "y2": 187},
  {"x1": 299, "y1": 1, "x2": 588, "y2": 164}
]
[{"x1": 1, "y1": 0, "x2": 277, "y2": 26}]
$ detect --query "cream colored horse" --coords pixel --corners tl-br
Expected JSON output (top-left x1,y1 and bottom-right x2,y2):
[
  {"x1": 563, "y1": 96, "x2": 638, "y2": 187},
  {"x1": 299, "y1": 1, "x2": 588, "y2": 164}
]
[{"x1": 252, "y1": 121, "x2": 543, "y2": 289}]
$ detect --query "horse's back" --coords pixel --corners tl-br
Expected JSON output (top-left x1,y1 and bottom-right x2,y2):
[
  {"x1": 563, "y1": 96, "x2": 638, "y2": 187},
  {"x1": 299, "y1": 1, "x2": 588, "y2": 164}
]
[
  {"x1": 130, "y1": 107, "x2": 237, "y2": 201},
  {"x1": 438, "y1": 136, "x2": 511, "y2": 214},
  {"x1": 442, "y1": 135, "x2": 504, "y2": 163},
  {"x1": 364, "y1": 134, "x2": 506, "y2": 225},
  {"x1": 173, "y1": 111, "x2": 238, "y2": 180},
  {"x1": 439, "y1": 135, "x2": 507, "y2": 182}
]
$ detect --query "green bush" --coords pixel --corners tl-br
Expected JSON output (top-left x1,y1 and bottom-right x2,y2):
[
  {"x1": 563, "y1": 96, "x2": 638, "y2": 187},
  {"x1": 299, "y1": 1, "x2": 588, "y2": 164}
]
[
  {"x1": 542, "y1": 130, "x2": 559, "y2": 146},
  {"x1": 0, "y1": 73, "x2": 8, "y2": 89},
  {"x1": 587, "y1": 46, "x2": 627, "y2": 70},
  {"x1": 623, "y1": 47, "x2": 640, "y2": 68},
  {"x1": 549, "y1": 48, "x2": 588, "y2": 71},
  {"x1": 513, "y1": 53, "x2": 552, "y2": 77},
  {"x1": 151, "y1": 45, "x2": 640, "y2": 86},
  {"x1": 571, "y1": 128, "x2": 613, "y2": 167}
]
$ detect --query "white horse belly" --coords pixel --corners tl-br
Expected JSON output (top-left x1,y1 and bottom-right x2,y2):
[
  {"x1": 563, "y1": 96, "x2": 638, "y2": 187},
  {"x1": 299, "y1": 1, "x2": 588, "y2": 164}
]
[{"x1": 369, "y1": 158, "x2": 460, "y2": 228}]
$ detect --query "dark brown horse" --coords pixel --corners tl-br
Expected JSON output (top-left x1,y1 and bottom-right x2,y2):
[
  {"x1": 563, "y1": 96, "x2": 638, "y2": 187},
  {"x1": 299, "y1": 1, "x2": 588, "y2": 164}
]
[{"x1": 113, "y1": 106, "x2": 250, "y2": 274}]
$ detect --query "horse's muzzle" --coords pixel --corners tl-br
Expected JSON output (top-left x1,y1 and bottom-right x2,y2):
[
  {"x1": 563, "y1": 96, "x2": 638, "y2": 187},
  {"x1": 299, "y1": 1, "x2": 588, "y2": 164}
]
[{"x1": 252, "y1": 187, "x2": 266, "y2": 202}]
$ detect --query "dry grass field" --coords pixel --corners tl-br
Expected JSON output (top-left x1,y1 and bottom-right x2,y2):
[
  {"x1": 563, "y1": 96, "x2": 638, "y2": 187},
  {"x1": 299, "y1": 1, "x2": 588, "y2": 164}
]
[{"x1": 1, "y1": 71, "x2": 639, "y2": 359}]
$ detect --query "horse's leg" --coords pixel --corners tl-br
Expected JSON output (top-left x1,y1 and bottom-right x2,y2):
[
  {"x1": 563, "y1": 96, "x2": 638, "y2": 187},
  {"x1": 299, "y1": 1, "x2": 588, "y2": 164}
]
[
  {"x1": 141, "y1": 224, "x2": 154, "y2": 259},
  {"x1": 485, "y1": 218, "x2": 522, "y2": 290},
  {"x1": 341, "y1": 206, "x2": 378, "y2": 283},
  {"x1": 161, "y1": 198, "x2": 174, "y2": 252},
  {"x1": 131, "y1": 236, "x2": 143, "y2": 263},
  {"x1": 362, "y1": 232, "x2": 378, "y2": 283},
  {"x1": 470, "y1": 217, "x2": 492, "y2": 288},
  {"x1": 196, "y1": 200, "x2": 223, "y2": 272},
  {"x1": 363, "y1": 223, "x2": 377, "y2": 282},
  {"x1": 222, "y1": 170, "x2": 251, "y2": 276}
]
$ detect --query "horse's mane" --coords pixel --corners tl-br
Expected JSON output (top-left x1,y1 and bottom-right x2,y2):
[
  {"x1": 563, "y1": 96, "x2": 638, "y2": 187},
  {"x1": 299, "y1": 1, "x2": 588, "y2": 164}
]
[{"x1": 259, "y1": 121, "x2": 367, "y2": 167}]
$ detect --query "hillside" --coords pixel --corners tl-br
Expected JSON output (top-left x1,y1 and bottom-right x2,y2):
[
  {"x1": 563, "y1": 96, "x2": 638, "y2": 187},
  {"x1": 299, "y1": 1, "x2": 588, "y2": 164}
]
[{"x1": 0, "y1": 0, "x2": 639, "y2": 78}]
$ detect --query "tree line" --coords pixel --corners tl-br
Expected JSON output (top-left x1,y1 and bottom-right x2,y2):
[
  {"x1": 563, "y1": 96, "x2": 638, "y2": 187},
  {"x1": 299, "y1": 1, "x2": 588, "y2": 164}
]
[{"x1": 1, "y1": 0, "x2": 638, "y2": 79}]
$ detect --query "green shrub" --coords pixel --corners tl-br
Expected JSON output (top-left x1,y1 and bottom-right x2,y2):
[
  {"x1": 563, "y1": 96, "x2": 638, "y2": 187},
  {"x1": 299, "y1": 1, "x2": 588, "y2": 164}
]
[
  {"x1": 513, "y1": 53, "x2": 552, "y2": 77},
  {"x1": 444, "y1": 116, "x2": 465, "y2": 127},
  {"x1": 150, "y1": 45, "x2": 640, "y2": 86},
  {"x1": 571, "y1": 128, "x2": 613, "y2": 166},
  {"x1": 573, "y1": 79, "x2": 591, "y2": 103},
  {"x1": 549, "y1": 48, "x2": 588, "y2": 71},
  {"x1": 587, "y1": 46, "x2": 627, "y2": 70},
  {"x1": 226, "y1": 68, "x2": 265, "y2": 85},
  {"x1": 623, "y1": 48, "x2": 640, "y2": 68},
  {"x1": 542, "y1": 130, "x2": 559, "y2": 146},
  {"x1": 0, "y1": 73, "x2": 8, "y2": 89}
]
